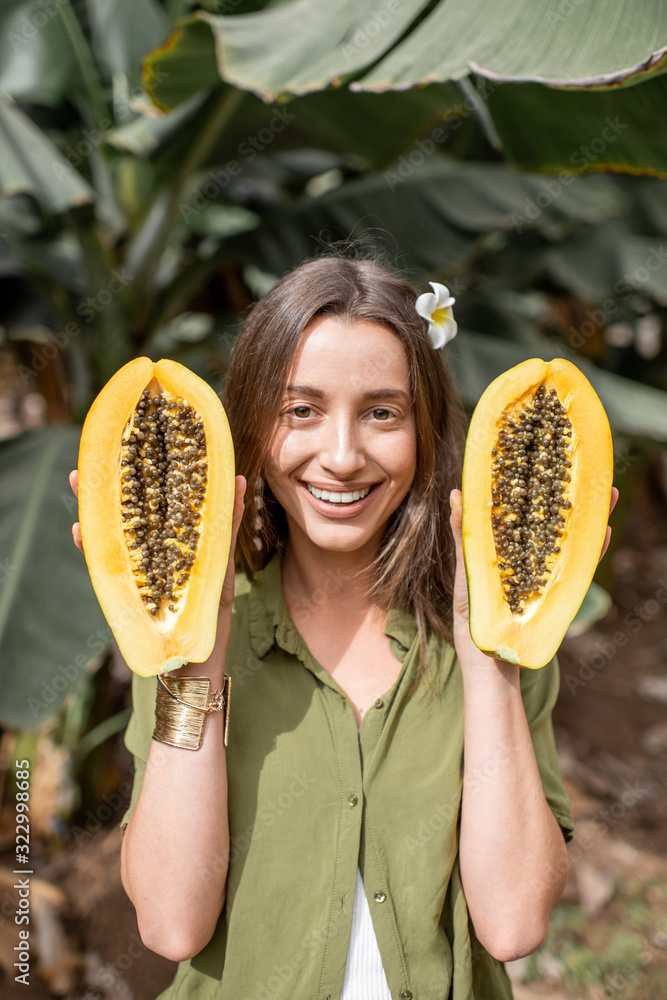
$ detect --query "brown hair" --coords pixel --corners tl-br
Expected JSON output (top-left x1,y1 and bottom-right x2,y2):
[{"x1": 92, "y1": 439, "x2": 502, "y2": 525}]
[{"x1": 222, "y1": 253, "x2": 467, "y2": 661}]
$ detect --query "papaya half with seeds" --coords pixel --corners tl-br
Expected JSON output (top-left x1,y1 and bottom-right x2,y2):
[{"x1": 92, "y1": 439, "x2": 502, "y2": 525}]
[
  {"x1": 78, "y1": 357, "x2": 235, "y2": 677},
  {"x1": 461, "y1": 358, "x2": 613, "y2": 669}
]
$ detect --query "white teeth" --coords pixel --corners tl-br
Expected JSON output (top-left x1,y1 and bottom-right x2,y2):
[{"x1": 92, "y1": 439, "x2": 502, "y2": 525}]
[{"x1": 307, "y1": 485, "x2": 371, "y2": 503}]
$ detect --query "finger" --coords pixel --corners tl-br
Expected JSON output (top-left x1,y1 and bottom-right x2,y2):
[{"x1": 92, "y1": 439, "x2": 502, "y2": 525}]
[
  {"x1": 69, "y1": 469, "x2": 79, "y2": 498},
  {"x1": 449, "y1": 489, "x2": 463, "y2": 553},
  {"x1": 598, "y1": 525, "x2": 612, "y2": 563},
  {"x1": 72, "y1": 522, "x2": 83, "y2": 553},
  {"x1": 231, "y1": 476, "x2": 246, "y2": 539},
  {"x1": 609, "y1": 485, "x2": 619, "y2": 516}
]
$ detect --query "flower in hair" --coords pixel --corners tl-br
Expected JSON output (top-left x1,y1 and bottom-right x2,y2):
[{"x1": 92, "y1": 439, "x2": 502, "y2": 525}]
[{"x1": 415, "y1": 282, "x2": 457, "y2": 349}]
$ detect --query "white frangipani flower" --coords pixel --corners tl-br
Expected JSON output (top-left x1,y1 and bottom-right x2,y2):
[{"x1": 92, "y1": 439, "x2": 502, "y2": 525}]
[{"x1": 415, "y1": 282, "x2": 457, "y2": 349}]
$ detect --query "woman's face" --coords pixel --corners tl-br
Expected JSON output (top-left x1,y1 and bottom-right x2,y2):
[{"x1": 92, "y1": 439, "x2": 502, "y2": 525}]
[{"x1": 264, "y1": 315, "x2": 417, "y2": 557}]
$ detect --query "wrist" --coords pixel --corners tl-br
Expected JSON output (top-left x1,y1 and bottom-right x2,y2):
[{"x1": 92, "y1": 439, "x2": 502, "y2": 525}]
[
  {"x1": 166, "y1": 613, "x2": 232, "y2": 682},
  {"x1": 455, "y1": 631, "x2": 520, "y2": 686}
]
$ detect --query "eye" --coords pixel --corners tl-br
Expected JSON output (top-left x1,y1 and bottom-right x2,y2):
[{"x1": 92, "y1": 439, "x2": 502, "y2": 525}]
[
  {"x1": 371, "y1": 408, "x2": 392, "y2": 421},
  {"x1": 291, "y1": 405, "x2": 311, "y2": 419}
]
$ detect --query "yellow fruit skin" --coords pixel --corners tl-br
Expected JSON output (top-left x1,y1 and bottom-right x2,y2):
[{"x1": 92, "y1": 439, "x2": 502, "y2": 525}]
[{"x1": 462, "y1": 358, "x2": 613, "y2": 669}]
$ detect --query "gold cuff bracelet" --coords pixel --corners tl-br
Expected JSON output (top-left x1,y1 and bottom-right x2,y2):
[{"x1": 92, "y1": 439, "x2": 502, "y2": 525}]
[{"x1": 152, "y1": 673, "x2": 231, "y2": 751}]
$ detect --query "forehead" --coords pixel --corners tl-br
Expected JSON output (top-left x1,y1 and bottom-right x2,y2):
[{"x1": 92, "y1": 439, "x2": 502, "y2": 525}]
[{"x1": 288, "y1": 315, "x2": 410, "y2": 390}]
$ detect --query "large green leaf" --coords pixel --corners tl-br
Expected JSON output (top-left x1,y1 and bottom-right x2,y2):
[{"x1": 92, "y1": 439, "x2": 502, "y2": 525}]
[
  {"x1": 106, "y1": 92, "x2": 209, "y2": 157},
  {"x1": 357, "y1": 0, "x2": 667, "y2": 90},
  {"x1": 142, "y1": 15, "x2": 222, "y2": 110},
  {"x1": 486, "y1": 76, "x2": 667, "y2": 178},
  {"x1": 542, "y1": 224, "x2": 667, "y2": 306},
  {"x1": 220, "y1": 159, "x2": 625, "y2": 276},
  {"x1": 143, "y1": 1, "x2": 431, "y2": 106},
  {"x1": 0, "y1": 0, "x2": 79, "y2": 106},
  {"x1": 141, "y1": 0, "x2": 667, "y2": 177},
  {"x1": 567, "y1": 581, "x2": 612, "y2": 637},
  {"x1": 85, "y1": 0, "x2": 168, "y2": 89},
  {"x1": 0, "y1": 426, "x2": 108, "y2": 730},
  {"x1": 0, "y1": 95, "x2": 94, "y2": 214},
  {"x1": 448, "y1": 330, "x2": 667, "y2": 441}
]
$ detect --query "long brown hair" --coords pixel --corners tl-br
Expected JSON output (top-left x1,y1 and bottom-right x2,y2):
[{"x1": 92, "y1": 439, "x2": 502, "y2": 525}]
[{"x1": 222, "y1": 253, "x2": 467, "y2": 659}]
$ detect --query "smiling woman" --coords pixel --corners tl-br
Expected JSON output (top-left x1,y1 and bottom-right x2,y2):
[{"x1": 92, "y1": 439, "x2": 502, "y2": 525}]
[
  {"x1": 71, "y1": 253, "x2": 602, "y2": 1000},
  {"x1": 223, "y1": 258, "x2": 467, "y2": 668}
]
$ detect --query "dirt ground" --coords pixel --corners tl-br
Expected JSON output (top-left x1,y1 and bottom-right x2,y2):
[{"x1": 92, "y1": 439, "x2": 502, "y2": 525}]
[
  {"x1": 1, "y1": 462, "x2": 666, "y2": 1000},
  {"x1": 553, "y1": 464, "x2": 667, "y2": 858}
]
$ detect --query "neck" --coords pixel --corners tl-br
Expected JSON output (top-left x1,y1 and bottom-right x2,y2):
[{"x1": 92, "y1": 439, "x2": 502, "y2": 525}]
[{"x1": 281, "y1": 525, "x2": 382, "y2": 616}]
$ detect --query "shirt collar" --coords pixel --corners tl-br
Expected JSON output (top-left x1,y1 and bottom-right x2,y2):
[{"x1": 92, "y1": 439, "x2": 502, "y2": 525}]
[{"x1": 247, "y1": 552, "x2": 419, "y2": 660}]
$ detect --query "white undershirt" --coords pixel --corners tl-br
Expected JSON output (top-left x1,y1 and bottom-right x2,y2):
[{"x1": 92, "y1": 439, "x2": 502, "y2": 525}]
[{"x1": 340, "y1": 866, "x2": 392, "y2": 1000}]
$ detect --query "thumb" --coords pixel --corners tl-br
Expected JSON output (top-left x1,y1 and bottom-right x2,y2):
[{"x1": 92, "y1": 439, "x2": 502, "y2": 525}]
[{"x1": 449, "y1": 488, "x2": 463, "y2": 556}]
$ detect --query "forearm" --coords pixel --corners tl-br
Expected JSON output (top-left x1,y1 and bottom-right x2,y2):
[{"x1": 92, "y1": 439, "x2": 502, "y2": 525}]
[
  {"x1": 121, "y1": 644, "x2": 230, "y2": 962},
  {"x1": 457, "y1": 639, "x2": 568, "y2": 961}
]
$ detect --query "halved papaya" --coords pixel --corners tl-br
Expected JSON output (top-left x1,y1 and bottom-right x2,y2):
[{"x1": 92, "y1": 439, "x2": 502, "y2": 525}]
[
  {"x1": 78, "y1": 358, "x2": 235, "y2": 677},
  {"x1": 462, "y1": 358, "x2": 613, "y2": 669}
]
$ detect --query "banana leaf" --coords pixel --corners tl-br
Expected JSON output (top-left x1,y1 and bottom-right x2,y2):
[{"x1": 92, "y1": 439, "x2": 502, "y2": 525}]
[
  {"x1": 142, "y1": 0, "x2": 667, "y2": 176},
  {"x1": 0, "y1": 426, "x2": 107, "y2": 730}
]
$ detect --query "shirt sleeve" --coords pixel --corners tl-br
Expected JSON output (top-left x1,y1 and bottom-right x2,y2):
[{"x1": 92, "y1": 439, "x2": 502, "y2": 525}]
[
  {"x1": 119, "y1": 672, "x2": 158, "y2": 835},
  {"x1": 520, "y1": 655, "x2": 574, "y2": 843}
]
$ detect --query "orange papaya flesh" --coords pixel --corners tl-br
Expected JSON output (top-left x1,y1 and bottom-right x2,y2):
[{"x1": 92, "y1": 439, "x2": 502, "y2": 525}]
[
  {"x1": 462, "y1": 358, "x2": 613, "y2": 669},
  {"x1": 78, "y1": 358, "x2": 235, "y2": 677}
]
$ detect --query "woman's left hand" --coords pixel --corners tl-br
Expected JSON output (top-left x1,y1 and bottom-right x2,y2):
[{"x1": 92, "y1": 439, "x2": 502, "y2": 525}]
[{"x1": 448, "y1": 486, "x2": 619, "y2": 659}]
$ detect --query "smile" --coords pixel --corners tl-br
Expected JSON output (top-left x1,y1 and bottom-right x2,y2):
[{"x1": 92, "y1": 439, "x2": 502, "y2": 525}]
[{"x1": 306, "y1": 484, "x2": 372, "y2": 504}]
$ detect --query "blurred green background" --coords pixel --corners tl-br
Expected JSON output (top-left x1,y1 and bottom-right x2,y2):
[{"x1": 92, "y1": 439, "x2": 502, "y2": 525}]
[{"x1": 0, "y1": 2, "x2": 666, "y2": 997}]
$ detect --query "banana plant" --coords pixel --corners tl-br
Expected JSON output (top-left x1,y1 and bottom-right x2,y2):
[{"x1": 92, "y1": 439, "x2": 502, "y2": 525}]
[{"x1": 1, "y1": 0, "x2": 667, "y2": 729}]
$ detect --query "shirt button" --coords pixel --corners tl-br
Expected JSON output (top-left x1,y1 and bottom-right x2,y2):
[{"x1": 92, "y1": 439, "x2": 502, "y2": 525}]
[
  {"x1": 399, "y1": 991, "x2": 413, "y2": 999},
  {"x1": 374, "y1": 890, "x2": 386, "y2": 903},
  {"x1": 374, "y1": 697, "x2": 384, "y2": 709},
  {"x1": 347, "y1": 793, "x2": 358, "y2": 807}
]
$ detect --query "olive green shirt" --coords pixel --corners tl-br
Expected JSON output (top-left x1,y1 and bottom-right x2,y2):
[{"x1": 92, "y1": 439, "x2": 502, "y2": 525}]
[{"x1": 120, "y1": 553, "x2": 574, "y2": 1000}]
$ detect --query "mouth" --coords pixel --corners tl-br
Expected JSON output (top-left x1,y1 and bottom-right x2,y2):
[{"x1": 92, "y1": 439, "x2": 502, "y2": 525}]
[
  {"x1": 306, "y1": 484, "x2": 372, "y2": 504},
  {"x1": 299, "y1": 480, "x2": 381, "y2": 517}
]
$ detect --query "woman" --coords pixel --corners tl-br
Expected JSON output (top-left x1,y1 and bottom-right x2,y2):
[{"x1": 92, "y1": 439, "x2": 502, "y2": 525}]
[{"x1": 71, "y1": 254, "x2": 616, "y2": 1000}]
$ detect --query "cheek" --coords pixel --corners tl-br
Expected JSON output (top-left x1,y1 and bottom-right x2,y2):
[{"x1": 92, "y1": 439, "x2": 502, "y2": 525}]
[
  {"x1": 381, "y1": 429, "x2": 417, "y2": 481},
  {"x1": 264, "y1": 427, "x2": 310, "y2": 480}
]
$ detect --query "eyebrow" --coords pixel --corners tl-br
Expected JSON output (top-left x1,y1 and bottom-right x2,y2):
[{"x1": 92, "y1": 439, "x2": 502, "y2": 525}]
[{"x1": 285, "y1": 384, "x2": 411, "y2": 403}]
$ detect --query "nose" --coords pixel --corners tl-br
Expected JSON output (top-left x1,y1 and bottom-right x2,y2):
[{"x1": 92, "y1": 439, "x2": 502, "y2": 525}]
[{"x1": 319, "y1": 414, "x2": 365, "y2": 479}]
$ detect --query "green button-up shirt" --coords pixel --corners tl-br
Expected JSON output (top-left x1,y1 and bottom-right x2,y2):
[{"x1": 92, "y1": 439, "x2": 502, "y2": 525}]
[{"x1": 120, "y1": 554, "x2": 574, "y2": 1000}]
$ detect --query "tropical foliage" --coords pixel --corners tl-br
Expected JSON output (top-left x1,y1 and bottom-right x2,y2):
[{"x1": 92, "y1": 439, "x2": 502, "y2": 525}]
[{"x1": 0, "y1": 0, "x2": 666, "y2": 732}]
